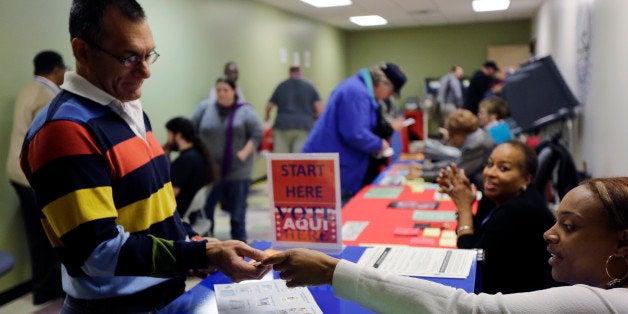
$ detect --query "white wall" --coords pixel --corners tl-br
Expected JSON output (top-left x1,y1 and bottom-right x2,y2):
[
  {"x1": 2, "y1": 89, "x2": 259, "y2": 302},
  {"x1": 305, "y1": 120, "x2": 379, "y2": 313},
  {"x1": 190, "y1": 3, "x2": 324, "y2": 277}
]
[
  {"x1": 534, "y1": 1, "x2": 579, "y2": 93},
  {"x1": 534, "y1": 0, "x2": 628, "y2": 177},
  {"x1": 583, "y1": 0, "x2": 628, "y2": 176}
]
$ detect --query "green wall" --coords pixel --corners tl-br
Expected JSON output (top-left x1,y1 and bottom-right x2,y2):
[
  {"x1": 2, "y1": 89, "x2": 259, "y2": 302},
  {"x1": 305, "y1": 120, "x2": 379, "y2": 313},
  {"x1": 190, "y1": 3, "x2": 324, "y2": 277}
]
[
  {"x1": 346, "y1": 20, "x2": 532, "y2": 100},
  {"x1": 0, "y1": 0, "x2": 530, "y2": 295}
]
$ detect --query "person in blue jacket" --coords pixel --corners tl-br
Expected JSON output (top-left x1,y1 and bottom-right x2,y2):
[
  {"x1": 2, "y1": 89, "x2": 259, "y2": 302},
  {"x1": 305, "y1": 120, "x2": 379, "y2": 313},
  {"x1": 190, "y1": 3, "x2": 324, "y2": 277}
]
[{"x1": 302, "y1": 62, "x2": 406, "y2": 204}]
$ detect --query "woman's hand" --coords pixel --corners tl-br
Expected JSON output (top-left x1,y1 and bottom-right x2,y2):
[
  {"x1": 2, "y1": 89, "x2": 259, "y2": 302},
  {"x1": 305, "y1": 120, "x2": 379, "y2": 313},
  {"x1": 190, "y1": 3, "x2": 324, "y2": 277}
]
[
  {"x1": 261, "y1": 248, "x2": 339, "y2": 288},
  {"x1": 237, "y1": 140, "x2": 256, "y2": 162},
  {"x1": 436, "y1": 163, "x2": 476, "y2": 217}
]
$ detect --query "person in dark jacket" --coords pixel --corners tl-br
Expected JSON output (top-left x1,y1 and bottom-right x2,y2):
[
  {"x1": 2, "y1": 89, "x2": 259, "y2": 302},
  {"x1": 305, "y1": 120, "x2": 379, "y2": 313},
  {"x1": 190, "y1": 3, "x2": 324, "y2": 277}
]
[
  {"x1": 164, "y1": 117, "x2": 217, "y2": 216},
  {"x1": 464, "y1": 61, "x2": 499, "y2": 115},
  {"x1": 437, "y1": 140, "x2": 561, "y2": 293}
]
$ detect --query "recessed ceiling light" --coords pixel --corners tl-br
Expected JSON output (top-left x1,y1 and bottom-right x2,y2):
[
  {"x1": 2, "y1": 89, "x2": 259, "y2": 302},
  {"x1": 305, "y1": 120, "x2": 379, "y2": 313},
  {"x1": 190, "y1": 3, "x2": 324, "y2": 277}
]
[
  {"x1": 472, "y1": 0, "x2": 510, "y2": 12},
  {"x1": 349, "y1": 15, "x2": 388, "y2": 27},
  {"x1": 299, "y1": 0, "x2": 352, "y2": 8}
]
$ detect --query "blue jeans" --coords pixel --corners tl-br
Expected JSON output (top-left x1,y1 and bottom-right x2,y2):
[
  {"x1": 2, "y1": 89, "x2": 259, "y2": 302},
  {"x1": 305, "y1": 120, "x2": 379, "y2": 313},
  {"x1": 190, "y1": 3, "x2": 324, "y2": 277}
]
[{"x1": 204, "y1": 180, "x2": 251, "y2": 241}]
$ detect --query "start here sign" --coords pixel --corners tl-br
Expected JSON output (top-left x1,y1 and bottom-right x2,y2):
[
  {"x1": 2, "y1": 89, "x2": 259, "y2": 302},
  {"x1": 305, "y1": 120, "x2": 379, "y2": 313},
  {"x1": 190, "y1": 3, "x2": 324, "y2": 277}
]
[{"x1": 266, "y1": 153, "x2": 342, "y2": 253}]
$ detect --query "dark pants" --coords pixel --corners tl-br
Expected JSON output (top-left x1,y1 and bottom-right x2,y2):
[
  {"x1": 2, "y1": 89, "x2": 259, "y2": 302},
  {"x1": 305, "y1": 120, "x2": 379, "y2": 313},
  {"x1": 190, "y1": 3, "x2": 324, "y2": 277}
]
[
  {"x1": 11, "y1": 181, "x2": 64, "y2": 304},
  {"x1": 204, "y1": 180, "x2": 251, "y2": 242}
]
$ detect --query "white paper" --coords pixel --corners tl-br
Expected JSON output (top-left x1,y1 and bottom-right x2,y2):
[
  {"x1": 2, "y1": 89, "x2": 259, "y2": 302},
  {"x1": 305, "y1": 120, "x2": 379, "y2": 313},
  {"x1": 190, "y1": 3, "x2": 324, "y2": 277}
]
[
  {"x1": 214, "y1": 279, "x2": 322, "y2": 314},
  {"x1": 356, "y1": 246, "x2": 476, "y2": 279}
]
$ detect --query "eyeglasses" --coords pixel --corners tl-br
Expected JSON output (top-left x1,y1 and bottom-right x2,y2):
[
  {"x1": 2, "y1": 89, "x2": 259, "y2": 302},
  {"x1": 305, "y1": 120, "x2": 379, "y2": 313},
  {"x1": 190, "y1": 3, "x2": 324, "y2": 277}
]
[{"x1": 86, "y1": 40, "x2": 159, "y2": 68}]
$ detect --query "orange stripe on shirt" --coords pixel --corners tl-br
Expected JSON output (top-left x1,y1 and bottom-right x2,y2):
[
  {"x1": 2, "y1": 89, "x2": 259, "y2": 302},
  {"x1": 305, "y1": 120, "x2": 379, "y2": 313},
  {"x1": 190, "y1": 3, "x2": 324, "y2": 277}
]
[
  {"x1": 146, "y1": 132, "x2": 165, "y2": 156},
  {"x1": 105, "y1": 131, "x2": 165, "y2": 179},
  {"x1": 27, "y1": 120, "x2": 102, "y2": 174}
]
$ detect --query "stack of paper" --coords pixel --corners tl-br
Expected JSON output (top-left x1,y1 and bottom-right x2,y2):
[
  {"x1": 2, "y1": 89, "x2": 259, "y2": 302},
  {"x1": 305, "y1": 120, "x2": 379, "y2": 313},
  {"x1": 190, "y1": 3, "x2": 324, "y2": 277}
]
[{"x1": 356, "y1": 246, "x2": 476, "y2": 279}]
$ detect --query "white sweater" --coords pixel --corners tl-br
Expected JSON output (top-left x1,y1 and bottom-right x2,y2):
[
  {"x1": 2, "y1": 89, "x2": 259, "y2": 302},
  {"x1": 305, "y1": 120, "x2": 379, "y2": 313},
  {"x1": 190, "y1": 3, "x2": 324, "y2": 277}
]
[{"x1": 333, "y1": 259, "x2": 628, "y2": 313}]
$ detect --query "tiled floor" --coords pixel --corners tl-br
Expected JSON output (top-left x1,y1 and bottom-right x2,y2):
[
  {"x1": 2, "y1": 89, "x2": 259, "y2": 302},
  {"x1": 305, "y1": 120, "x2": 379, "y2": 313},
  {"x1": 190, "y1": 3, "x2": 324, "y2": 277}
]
[{"x1": 0, "y1": 181, "x2": 273, "y2": 313}]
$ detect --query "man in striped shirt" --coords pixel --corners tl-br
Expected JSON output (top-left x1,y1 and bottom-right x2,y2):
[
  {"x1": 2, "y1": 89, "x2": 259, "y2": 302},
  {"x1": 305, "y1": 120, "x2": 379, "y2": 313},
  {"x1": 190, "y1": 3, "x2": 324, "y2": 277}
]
[{"x1": 20, "y1": 1, "x2": 269, "y2": 312}]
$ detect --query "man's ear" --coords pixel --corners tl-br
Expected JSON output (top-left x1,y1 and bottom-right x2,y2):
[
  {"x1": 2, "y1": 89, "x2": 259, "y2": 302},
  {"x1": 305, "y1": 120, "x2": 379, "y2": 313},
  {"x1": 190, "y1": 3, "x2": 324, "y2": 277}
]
[{"x1": 71, "y1": 37, "x2": 90, "y2": 66}]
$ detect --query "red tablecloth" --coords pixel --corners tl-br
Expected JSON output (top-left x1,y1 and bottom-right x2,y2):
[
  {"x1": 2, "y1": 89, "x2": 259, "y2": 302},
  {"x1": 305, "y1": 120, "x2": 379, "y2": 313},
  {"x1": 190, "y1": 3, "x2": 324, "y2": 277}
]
[{"x1": 341, "y1": 184, "x2": 465, "y2": 247}]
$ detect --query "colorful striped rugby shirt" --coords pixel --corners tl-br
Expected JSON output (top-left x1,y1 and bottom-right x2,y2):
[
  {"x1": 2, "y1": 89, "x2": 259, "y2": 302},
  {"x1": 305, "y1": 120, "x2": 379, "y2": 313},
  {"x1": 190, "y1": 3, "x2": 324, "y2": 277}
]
[{"x1": 20, "y1": 91, "x2": 208, "y2": 299}]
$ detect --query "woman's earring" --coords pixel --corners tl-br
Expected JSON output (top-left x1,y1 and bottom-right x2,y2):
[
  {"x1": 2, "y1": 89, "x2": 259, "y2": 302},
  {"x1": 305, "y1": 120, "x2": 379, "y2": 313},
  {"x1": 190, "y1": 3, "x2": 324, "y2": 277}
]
[{"x1": 605, "y1": 254, "x2": 628, "y2": 288}]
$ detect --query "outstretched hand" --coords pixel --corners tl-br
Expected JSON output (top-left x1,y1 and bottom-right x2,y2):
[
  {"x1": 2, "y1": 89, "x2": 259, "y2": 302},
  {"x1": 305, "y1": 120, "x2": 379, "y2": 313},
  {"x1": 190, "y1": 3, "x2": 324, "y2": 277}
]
[
  {"x1": 205, "y1": 240, "x2": 271, "y2": 282},
  {"x1": 261, "y1": 248, "x2": 339, "y2": 288}
]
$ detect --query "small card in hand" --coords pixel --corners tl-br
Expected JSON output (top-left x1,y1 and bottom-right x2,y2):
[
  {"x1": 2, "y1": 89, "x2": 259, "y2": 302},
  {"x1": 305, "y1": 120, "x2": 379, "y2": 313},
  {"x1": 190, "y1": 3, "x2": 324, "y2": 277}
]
[{"x1": 388, "y1": 201, "x2": 439, "y2": 209}]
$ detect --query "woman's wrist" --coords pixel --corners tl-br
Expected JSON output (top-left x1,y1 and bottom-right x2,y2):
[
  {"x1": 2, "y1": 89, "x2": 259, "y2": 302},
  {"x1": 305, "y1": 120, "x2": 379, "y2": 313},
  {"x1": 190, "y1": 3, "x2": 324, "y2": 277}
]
[{"x1": 456, "y1": 225, "x2": 474, "y2": 236}]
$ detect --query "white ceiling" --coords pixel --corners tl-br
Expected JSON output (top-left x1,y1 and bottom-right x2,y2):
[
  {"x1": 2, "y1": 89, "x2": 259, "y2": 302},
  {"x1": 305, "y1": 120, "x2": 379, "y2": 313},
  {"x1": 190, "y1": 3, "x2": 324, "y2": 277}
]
[{"x1": 255, "y1": 0, "x2": 543, "y2": 30}]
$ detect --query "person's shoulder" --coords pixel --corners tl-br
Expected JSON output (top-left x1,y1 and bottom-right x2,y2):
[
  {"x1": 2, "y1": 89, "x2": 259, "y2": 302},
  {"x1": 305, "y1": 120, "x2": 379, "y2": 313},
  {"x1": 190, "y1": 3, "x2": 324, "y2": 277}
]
[
  {"x1": 15, "y1": 81, "x2": 55, "y2": 108},
  {"x1": 471, "y1": 70, "x2": 484, "y2": 79},
  {"x1": 341, "y1": 77, "x2": 369, "y2": 95},
  {"x1": 464, "y1": 129, "x2": 493, "y2": 148},
  {"x1": 298, "y1": 77, "x2": 317, "y2": 86},
  {"x1": 238, "y1": 102, "x2": 255, "y2": 109},
  {"x1": 178, "y1": 148, "x2": 204, "y2": 161},
  {"x1": 47, "y1": 91, "x2": 111, "y2": 123},
  {"x1": 276, "y1": 79, "x2": 292, "y2": 88},
  {"x1": 238, "y1": 103, "x2": 261, "y2": 115},
  {"x1": 502, "y1": 190, "x2": 552, "y2": 217},
  {"x1": 479, "y1": 128, "x2": 496, "y2": 146}
]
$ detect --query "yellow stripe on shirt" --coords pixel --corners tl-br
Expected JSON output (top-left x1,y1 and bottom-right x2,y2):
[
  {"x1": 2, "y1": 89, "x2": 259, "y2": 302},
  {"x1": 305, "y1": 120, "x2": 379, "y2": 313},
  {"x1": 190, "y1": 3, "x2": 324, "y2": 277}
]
[
  {"x1": 43, "y1": 186, "x2": 118, "y2": 237},
  {"x1": 116, "y1": 183, "x2": 177, "y2": 233}
]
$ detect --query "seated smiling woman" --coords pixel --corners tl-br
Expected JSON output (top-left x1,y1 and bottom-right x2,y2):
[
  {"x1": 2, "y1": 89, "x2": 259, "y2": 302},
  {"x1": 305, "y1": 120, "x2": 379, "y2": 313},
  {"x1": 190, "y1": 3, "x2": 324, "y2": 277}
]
[
  {"x1": 437, "y1": 140, "x2": 560, "y2": 293},
  {"x1": 261, "y1": 177, "x2": 628, "y2": 313}
]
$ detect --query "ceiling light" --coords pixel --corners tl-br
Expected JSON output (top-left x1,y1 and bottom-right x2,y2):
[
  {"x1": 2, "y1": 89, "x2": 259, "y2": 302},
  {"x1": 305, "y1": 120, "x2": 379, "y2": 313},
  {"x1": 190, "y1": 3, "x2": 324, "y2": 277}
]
[
  {"x1": 472, "y1": 0, "x2": 510, "y2": 12},
  {"x1": 349, "y1": 15, "x2": 388, "y2": 27},
  {"x1": 299, "y1": 0, "x2": 352, "y2": 8}
]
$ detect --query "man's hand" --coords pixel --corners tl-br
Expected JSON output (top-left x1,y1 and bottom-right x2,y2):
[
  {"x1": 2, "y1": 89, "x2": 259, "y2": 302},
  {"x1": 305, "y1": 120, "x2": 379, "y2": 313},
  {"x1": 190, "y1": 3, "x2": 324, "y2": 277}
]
[
  {"x1": 205, "y1": 240, "x2": 271, "y2": 282},
  {"x1": 188, "y1": 237, "x2": 220, "y2": 278},
  {"x1": 261, "y1": 248, "x2": 339, "y2": 288},
  {"x1": 390, "y1": 117, "x2": 405, "y2": 131}
]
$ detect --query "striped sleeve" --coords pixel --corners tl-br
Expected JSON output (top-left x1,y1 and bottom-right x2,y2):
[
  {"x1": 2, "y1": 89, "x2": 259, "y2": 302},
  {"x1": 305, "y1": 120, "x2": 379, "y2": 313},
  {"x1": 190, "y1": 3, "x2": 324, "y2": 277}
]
[
  {"x1": 24, "y1": 119, "x2": 120, "y2": 274},
  {"x1": 23, "y1": 117, "x2": 208, "y2": 278}
]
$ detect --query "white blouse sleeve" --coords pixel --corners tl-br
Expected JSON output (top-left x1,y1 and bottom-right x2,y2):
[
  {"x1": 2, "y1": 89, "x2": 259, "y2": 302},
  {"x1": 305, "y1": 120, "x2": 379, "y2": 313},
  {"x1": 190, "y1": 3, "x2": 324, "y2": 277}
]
[{"x1": 331, "y1": 260, "x2": 628, "y2": 313}]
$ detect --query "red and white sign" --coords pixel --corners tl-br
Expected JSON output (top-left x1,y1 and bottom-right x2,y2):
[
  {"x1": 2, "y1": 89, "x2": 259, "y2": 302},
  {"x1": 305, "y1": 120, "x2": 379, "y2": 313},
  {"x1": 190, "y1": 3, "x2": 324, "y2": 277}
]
[{"x1": 266, "y1": 153, "x2": 342, "y2": 253}]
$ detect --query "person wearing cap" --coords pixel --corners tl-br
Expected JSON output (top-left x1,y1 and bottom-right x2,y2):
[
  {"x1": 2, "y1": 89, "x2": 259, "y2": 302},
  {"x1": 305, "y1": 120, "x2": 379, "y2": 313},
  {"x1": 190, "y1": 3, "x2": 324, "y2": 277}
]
[
  {"x1": 302, "y1": 62, "x2": 407, "y2": 204},
  {"x1": 6, "y1": 50, "x2": 67, "y2": 304},
  {"x1": 464, "y1": 60, "x2": 500, "y2": 115}
]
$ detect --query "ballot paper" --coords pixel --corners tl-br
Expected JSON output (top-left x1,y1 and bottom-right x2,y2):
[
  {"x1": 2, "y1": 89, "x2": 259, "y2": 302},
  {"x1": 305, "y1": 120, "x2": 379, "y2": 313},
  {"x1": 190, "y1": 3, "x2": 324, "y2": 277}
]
[
  {"x1": 214, "y1": 279, "x2": 322, "y2": 314},
  {"x1": 357, "y1": 246, "x2": 476, "y2": 278}
]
